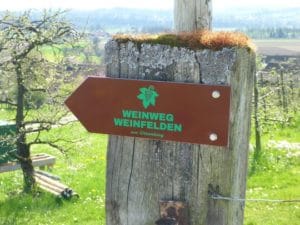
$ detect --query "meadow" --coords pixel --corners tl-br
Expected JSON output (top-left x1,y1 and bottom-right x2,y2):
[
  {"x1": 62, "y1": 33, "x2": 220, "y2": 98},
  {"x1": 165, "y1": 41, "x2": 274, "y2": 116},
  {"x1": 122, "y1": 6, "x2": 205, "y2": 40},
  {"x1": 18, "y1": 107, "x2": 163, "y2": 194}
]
[
  {"x1": 0, "y1": 107, "x2": 299, "y2": 225},
  {"x1": 254, "y1": 39, "x2": 300, "y2": 56},
  {"x1": 245, "y1": 113, "x2": 300, "y2": 225}
]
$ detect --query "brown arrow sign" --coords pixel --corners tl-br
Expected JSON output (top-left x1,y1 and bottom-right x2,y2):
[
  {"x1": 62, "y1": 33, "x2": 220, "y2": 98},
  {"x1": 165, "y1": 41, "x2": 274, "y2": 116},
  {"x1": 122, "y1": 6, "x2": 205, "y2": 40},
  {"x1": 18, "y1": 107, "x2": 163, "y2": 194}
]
[{"x1": 65, "y1": 77, "x2": 231, "y2": 146}]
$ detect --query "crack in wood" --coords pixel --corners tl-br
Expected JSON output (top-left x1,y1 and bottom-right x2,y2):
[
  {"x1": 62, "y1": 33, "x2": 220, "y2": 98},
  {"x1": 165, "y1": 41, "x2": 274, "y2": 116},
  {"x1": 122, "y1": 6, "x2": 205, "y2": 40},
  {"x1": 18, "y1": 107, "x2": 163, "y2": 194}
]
[
  {"x1": 126, "y1": 138, "x2": 136, "y2": 225},
  {"x1": 196, "y1": 147, "x2": 200, "y2": 197},
  {"x1": 117, "y1": 43, "x2": 121, "y2": 78},
  {"x1": 195, "y1": 54, "x2": 204, "y2": 83},
  {"x1": 117, "y1": 138, "x2": 124, "y2": 200}
]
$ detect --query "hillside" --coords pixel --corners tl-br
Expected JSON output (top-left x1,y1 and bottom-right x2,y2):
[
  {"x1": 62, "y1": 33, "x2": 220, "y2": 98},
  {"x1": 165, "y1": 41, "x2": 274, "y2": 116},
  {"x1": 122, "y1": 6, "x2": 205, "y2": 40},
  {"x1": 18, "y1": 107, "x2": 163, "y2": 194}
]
[{"x1": 63, "y1": 7, "x2": 300, "y2": 32}]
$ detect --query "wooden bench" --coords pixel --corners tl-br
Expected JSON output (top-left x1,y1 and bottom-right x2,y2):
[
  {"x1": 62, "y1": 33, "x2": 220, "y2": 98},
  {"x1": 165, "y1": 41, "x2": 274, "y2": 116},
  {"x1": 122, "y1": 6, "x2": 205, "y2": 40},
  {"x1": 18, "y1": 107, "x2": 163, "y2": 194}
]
[
  {"x1": 0, "y1": 153, "x2": 56, "y2": 173},
  {"x1": 0, "y1": 154, "x2": 78, "y2": 199}
]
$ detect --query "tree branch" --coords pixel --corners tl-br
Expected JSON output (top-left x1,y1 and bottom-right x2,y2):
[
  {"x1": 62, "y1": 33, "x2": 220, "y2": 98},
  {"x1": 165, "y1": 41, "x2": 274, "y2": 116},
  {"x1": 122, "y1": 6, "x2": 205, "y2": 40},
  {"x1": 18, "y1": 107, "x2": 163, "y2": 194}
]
[
  {"x1": 28, "y1": 139, "x2": 71, "y2": 155},
  {"x1": 28, "y1": 88, "x2": 47, "y2": 92},
  {"x1": 24, "y1": 124, "x2": 52, "y2": 134}
]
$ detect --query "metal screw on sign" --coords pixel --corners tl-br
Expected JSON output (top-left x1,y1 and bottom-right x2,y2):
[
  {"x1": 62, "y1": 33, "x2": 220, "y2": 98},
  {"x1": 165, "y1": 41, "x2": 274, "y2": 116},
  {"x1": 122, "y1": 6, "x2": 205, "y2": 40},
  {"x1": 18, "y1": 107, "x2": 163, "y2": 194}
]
[
  {"x1": 212, "y1": 90, "x2": 221, "y2": 99},
  {"x1": 209, "y1": 133, "x2": 218, "y2": 142}
]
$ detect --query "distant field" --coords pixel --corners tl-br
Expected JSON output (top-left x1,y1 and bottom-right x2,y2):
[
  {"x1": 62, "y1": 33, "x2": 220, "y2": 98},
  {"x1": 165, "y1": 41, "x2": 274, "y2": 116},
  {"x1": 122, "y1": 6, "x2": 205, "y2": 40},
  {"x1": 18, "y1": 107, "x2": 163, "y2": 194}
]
[{"x1": 254, "y1": 39, "x2": 300, "y2": 56}]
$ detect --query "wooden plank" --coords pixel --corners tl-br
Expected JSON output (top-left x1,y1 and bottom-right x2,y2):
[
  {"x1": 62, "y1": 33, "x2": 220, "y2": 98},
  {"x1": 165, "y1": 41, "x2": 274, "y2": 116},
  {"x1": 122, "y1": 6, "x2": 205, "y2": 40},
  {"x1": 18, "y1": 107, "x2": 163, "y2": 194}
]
[
  {"x1": 0, "y1": 154, "x2": 56, "y2": 173},
  {"x1": 32, "y1": 157, "x2": 55, "y2": 168},
  {"x1": 34, "y1": 173, "x2": 79, "y2": 199},
  {"x1": 37, "y1": 183, "x2": 61, "y2": 197},
  {"x1": 35, "y1": 170, "x2": 61, "y2": 181},
  {"x1": 35, "y1": 176, "x2": 64, "y2": 193},
  {"x1": 32, "y1": 155, "x2": 52, "y2": 160},
  {"x1": 34, "y1": 172, "x2": 68, "y2": 190},
  {"x1": 0, "y1": 163, "x2": 21, "y2": 173}
]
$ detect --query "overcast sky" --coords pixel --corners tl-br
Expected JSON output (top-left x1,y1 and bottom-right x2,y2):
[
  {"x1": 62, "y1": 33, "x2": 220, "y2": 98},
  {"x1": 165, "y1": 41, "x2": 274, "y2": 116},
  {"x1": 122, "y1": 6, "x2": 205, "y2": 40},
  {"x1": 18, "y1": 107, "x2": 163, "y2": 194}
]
[{"x1": 0, "y1": 0, "x2": 299, "y2": 10}]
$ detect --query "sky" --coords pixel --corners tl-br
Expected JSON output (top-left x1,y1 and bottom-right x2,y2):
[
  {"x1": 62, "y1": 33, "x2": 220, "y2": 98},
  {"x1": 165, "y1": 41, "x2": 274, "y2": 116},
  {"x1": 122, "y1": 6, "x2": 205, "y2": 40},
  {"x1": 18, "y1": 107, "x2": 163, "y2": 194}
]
[{"x1": 0, "y1": 0, "x2": 299, "y2": 10}]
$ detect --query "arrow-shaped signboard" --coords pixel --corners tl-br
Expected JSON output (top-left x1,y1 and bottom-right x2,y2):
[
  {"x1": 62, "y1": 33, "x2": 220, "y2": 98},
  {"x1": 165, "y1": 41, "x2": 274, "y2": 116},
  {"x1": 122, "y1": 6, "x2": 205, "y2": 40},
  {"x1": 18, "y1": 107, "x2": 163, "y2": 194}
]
[{"x1": 65, "y1": 77, "x2": 231, "y2": 146}]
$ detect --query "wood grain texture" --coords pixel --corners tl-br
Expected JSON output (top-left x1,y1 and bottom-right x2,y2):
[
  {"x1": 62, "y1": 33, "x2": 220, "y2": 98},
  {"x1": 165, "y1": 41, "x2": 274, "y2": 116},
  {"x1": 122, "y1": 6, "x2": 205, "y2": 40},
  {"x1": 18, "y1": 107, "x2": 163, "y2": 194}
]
[
  {"x1": 174, "y1": 0, "x2": 212, "y2": 31},
  {"x1": 105, "y1": 40, "x2": 256, "y2": 225}
]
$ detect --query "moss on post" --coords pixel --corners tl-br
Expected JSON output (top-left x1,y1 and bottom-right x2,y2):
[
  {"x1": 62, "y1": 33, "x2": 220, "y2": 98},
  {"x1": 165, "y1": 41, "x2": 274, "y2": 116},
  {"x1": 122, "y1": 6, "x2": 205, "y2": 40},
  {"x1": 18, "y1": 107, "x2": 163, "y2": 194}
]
[{"x1": 113, "y1": 31, "x2": 256, "y2": 52}]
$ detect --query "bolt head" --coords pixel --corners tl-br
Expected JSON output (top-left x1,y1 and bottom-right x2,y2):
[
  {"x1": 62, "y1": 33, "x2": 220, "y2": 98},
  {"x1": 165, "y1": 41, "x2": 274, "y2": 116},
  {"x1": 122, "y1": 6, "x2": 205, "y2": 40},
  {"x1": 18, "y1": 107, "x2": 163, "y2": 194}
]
[
  {"x1": 209, "y1": 133, "x2": 218, "y2": 141},
  {"x1": 212, "y1": 90, "x2": 221, "y2": 99}
]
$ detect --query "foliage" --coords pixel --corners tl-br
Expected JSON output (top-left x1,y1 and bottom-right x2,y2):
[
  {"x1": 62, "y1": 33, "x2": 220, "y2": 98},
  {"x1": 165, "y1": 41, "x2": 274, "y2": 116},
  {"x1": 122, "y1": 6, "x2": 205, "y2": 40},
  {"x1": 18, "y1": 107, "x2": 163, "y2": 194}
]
[
  {"x1": 0, "y1": 10, "x2": 82, "y2": 106},
  {"x1": 249, "y1": 114, "x2": 300, "y2": 174},
  {"x1": 250, "y1": 55, "x2": 300, "y2": 173},
  {"x1": 0, "y1": 10, "x2": 83, "y2": 192}
]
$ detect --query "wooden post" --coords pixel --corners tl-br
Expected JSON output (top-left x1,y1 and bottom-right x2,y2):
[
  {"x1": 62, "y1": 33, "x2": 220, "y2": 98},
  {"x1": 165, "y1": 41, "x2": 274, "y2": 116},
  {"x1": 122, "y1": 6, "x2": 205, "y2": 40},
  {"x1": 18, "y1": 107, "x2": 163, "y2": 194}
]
[
  {"x1": 105, "y1": 40, "x2": 256, "y2": 225},
  {"x1": 105, "y1": 1, "x2": 255, "y2": 225},
  {"x1": 174, "y1": 0, "x2": 212, "y2": 31}
]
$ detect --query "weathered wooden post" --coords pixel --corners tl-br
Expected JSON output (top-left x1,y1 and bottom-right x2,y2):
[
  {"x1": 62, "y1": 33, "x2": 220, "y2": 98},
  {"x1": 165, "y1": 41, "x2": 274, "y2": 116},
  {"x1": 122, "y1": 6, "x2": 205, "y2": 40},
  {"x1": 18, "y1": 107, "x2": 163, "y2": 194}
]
[
  {"x1": 103, "y1": 1, "x2": 255, "y2": 225},
  {"x1": 174, "y1": 0, "x2": 212, "y2": 31}
]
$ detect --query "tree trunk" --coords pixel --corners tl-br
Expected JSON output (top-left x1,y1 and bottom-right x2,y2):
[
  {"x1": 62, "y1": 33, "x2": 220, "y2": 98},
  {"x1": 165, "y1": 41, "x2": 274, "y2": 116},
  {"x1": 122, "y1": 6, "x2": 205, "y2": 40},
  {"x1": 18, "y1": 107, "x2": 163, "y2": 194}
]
[
  {"x1": 105, "y1": 41, "x2": 255, "y2": 225},
  {"x1": 280, "y1": 70, "x2": 288, "y2": 115},
  {"x1": 174, "y1": 0, "x2": 212, "y2": 31},
  {"x1": 259, "y1": 72, "x2": 267, "y2": 121},
  {"x1": 289, "y1": 79, "x2": 296, "y2": 114},
  {"x1": 15, "y1": 63, "x2": 35, "y2": 193},
  {"x1": 276, "y1": 75, "x2": 282, "y2": 109},
  {"x1": 252, "y1": 72, "x2": 262, "y2": 174}
]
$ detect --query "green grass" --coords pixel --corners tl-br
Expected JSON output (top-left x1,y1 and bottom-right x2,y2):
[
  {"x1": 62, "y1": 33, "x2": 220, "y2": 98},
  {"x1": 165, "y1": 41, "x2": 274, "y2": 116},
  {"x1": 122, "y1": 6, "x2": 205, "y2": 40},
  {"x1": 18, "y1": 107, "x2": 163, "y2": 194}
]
[
  {"x1": 40, "y1": 45, "x2": 63, "y2": 62},
  {"x1": 245, "y1": 114, "x2": 300, "y2": 225},
  {"x1": 0, "y1": 108, "x2": 15, "y2": 121},
  {"x1": 245, "y1": 167, "x2": 300, "y2": 225},
  {"x1": 250, "y1": 113, "x2": 300, "y2": 144},
  {"x1": 0, "y1": 122, "x2": 107, "y2": 225},
  {"x1": 0, "y1": 110, "x2": 299, "y2": 224},
  {"x1": 39, "y1": 41, "x2": 101, "y2": 64},
  {"x1": 263, "y1": 113, "x2": 300, "y2": 143}
]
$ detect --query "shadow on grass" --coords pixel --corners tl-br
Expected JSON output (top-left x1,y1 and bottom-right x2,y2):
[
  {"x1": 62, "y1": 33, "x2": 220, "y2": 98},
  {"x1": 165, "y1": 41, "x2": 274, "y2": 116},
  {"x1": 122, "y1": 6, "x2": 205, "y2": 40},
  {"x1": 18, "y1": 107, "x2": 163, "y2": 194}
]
[{"x1": 0, "y1": 190, "x2": 75, "y2": 225}]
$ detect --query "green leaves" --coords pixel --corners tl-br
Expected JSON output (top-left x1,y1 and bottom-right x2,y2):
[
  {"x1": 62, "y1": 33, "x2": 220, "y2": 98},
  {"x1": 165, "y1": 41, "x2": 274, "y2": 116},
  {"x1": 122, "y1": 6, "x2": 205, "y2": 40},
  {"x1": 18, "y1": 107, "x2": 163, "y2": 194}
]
[{"x1": 137, "y1": 86, "x2": 159, "y2": 109}]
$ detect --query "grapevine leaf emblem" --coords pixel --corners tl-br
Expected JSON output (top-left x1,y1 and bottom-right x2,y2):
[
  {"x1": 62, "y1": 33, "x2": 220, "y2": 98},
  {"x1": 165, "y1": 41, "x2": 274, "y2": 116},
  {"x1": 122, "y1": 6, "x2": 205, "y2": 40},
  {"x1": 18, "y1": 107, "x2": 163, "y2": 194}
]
[{"x1": 137, "y1": 85, "x2": 159, "y2": 109}]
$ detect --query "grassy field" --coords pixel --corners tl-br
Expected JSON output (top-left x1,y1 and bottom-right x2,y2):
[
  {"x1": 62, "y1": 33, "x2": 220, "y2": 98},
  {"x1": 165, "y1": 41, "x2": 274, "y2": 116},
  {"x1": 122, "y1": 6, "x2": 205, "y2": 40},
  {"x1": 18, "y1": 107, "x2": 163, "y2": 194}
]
[
  {"x1": 0, "y1": 122, "x2": 107, "y2": 225},
  {"x1": 41, "y1": 42, "x2": 102, "y2": 64},
  {"x1": 0, "y1": 110, "x2": 299, "y2": 224},
  {"x1": 245, "y1": 113, "x2": 300, "y2": 225},
  {"x1": 254, "y1": 39, "x2": 300, "y2": 56}
]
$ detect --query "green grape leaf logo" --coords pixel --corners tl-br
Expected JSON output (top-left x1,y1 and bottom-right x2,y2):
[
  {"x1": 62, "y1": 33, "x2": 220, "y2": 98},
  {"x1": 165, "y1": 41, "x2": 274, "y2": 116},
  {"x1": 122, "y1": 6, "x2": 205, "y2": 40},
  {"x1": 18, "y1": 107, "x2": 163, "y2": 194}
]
[{"x1": 137, "y1": 85, "x2": 159, "y2": 109}]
